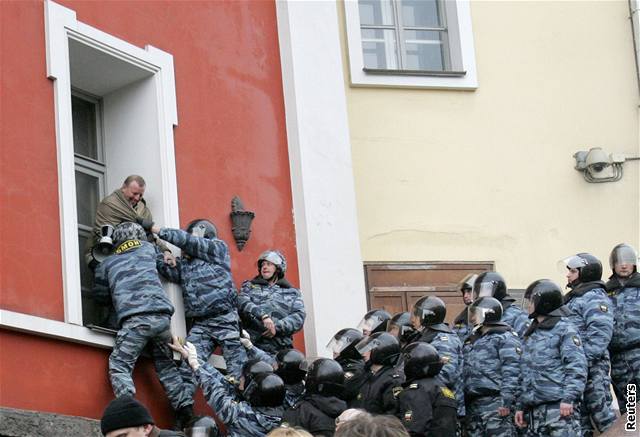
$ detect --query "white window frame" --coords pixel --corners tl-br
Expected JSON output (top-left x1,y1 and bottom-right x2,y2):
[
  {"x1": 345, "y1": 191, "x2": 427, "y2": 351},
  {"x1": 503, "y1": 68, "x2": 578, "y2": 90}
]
[
  {"x1": 0, "y1": 0, "x2": 183, "y2": 347},
  {"x1": 344, "y1": 0, "x2": 478, "y2": 89}
]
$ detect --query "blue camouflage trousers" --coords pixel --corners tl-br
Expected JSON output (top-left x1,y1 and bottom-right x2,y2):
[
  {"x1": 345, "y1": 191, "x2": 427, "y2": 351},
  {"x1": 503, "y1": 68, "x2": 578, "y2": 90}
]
[
  {"x1": 180, "y1": 316, "x2": 247, "y2": 400},
  {"x1": 579, "y1": 358, "x2": 616, "y2": 436},
  {"x1": 524, "y1": 403, "x2": 580, "y2": 437},
  {"x1": 109, "y1": 313, "x2": 190, "y2": 410},
  {"x1": 610, "y1": 346, "x2": 640, "y2": 414},
  {"x1": 466, "y1": 396, "x2": 515, "y2": 437}
]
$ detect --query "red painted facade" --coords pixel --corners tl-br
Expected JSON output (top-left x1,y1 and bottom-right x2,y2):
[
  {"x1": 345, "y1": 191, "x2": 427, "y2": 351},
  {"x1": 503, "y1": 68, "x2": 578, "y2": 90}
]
[{"x1": 0, "y1": 0, "x2": 300, "y2": 426}]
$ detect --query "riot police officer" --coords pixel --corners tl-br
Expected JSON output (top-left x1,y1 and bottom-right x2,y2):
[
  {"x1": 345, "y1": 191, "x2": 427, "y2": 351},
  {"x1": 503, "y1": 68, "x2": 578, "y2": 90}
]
[
  {"x1": 605, "y1": 243, "x2": 640, "y2": 414},
  {"x1": 395, "y1": 342, "x2": 457, "y2": 436},
  {"x1": 352, "y1": 332, "x2": 404, "y2": 414},
  {"x1": 327, "y1": 328, "x2": 367, "y2": 403},
  {"x1": 463, "y1": 297, "x2": 520, "y2": 437},
  {"x1": 357, "y1": 309, "x2": 391, "y2": 336},
  {"x1": 282, "y1": 358, "x2": 347, "y2": 436},
  {"x1": 560, "y1": 253, "x2": 616, "y2": 435},
  {"x1": 411, "y1": 296, "x2": 464, "y2": 418},
  {"x1": 473, "y1": 272, "x2": 530, "y2": 337},
  {"x1": 453, "y1": 273, "x2": 478, "y2": 342},
  {"x1": 275, "y1": 349, "x2": 307, "y2": 409},
  {"x1": 387, "y1": 312, "x2": 416, "y2": 350},
  {"x1": 515, "y1": 279, "x2": 586, "y2": 436},
  {"x1": 170, "y1": 339, "x2": 285, "y2": 437}
]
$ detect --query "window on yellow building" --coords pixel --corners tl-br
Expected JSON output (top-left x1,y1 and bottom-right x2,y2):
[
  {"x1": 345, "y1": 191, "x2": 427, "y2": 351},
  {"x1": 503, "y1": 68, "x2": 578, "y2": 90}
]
[{"x1": 344, "y1": 0, "x2": 478, "y2": 89}]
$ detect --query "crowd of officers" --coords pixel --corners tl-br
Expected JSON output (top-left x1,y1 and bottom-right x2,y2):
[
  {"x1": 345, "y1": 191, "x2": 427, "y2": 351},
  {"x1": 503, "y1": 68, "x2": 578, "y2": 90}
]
[{"x1": 93, "y1": 208, "x2": 639, "y2": 437}]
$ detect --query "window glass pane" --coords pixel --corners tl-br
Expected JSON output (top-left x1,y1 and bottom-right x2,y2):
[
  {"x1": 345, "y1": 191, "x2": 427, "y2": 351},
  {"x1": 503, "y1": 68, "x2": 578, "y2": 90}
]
[
  {"x1": 79, "y1": 233, "x2": 112, "y2": 327},
  {"x1": 362, "y1": 28, "x2": 399, "y2": 69},
  {"x1": 72, "y1": 95, "x2": 98, "y2": 160},
  {"x1": 75, "y1": 170, "x2": 100, "y2": 227},
  {"x1": 359, "y1": 0, "x2": 395, "y2": 26},
  {"x1": 404, "y1": 30, "x2": 445, "y2": 70},
  {"x1": 402, "y1": 0, "x2": 442, "y2": 28}
]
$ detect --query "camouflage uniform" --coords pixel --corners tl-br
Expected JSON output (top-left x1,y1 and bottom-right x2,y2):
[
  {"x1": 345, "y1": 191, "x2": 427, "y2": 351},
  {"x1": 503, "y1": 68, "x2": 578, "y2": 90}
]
[
  {"x1": 563, "y1": 282, "x2": 616, "y2": 435},
  {"x1": 453, "y1": 307, "x2": 472, "y2": 343},
  {"x1": 519, "y1": 315, "x2": 586, "y2": 437},
  {"x1": 156, "y1": 228, "x2": 247, "y2": 384},
  {"x1": 419, "y1": 327, "x2": 465, "y2": 418},
  {"x1": 501, "y1": 300, "x2": 531, "y2": 338},
  {"x1": 463, "y1": 324, "x2": 521, "y2": 437},
  {"x1": 93, "y1": 239, "x2": 190, "y2": 410},
  {"x1": 605, "y1": 272, "x2": 640, "y2": 414},
  {"x1": 194, "y1": 361, "x2": 284, "y2": 437},
  {"x1": 238, "y1": 277, "x2": 306, "y2": 355}
]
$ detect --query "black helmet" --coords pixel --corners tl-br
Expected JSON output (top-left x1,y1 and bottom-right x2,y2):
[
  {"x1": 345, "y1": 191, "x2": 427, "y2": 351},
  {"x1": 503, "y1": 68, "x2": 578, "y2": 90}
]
[
  {"x1": 468, "y1": 297, "x2": 503, "y2": 326},
  {"x1": 186, "y1": 219, "x2": 217, "y2": 239},
  {"x1": 473, "y1": 272, "x2": 507, "y2": 301},
  {"x1": 304, "y1": 358, "x2": 345, "y2": 396},
  {"x1": 459, "y1": 273, "x2": 478, "y2": 293},
  {"x1": 403, "y1": 342, "x2": 443, "y2": 380},
  {"x1": 326, "y1": 328, "x2": 364, "y2": 361},
  {"x1": 245, "y1": 373, "x2": 285, "y2": 407},
  {"x1": 275, "y1": 349, "x2": 306, "y2": 385},
  {"x1": 609, "y1": 243, "x2": 638, "y2": 272},
  {"x1": 387, "y1": 312, "x2": 415, "y2": 345},
  {"x1": 355, "y1": 332, "x2": 400, "y2": 366},
  {"x1": 241, "y1": 359, "x2": 274, "y2": 390},
  {"x1": 357, "y1": 309, "x2": 391, "y2": 335},
  {"x1": 524, "y1": 279, "x2": 563, "y2": 318},
  {"x1": 412, "y1": 296, "x2": 446, "y2": 328},
  {"x1": 184, "y1": 416, "x2": 217, "y2": 437},
  {"x1": 562, "y1": 253, "x2": 602, "y2": 284}
]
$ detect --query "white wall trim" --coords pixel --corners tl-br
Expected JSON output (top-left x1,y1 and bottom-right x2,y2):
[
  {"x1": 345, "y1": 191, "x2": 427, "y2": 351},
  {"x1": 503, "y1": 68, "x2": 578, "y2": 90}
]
[
  {"x1": 44, "y1": 1, "x2": 182, "y2": 336},
  {"x1": 276, "y1": 0, "x2": 368, "y2": 356},
  {"x1": 0, "y1": 309, "x2": 115, "y2": 348},
  {"x1": 343, "y1": 0, "x2": 478, "y2": 89}
]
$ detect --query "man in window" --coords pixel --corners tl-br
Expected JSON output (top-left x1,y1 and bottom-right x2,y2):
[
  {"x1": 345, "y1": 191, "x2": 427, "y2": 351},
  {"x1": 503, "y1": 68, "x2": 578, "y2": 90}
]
[{"x1": 85, "y1": 174, "x2": 175, "y2": 268}]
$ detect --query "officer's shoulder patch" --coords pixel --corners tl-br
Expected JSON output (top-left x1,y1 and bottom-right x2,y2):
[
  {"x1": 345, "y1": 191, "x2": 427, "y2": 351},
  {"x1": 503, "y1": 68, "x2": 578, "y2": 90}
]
[
  {"x1": 572, "y1": 336, "x2": 581, "y2": 346},
  {"x1": 441, "y1": 387, "x2": 455, "y2": 399},
  {"x1": 392, "y1": 386, "x2": 403, "y2": 399},
  {"x1": 409, "y1": 383, "x2": 419, "y2": 389},
  {"x1": 403, "y1": 410, "x2": 413, "y2": 422},
  {"x1": 356, "y1": 393, "x2": 363, "y2": 401},
  {"x1": 599, "y1": 304, "x2": 608, "y2": 313},
  {"x1": 515, "y1": 346, "x2": 523, "y2": 355},
  {"x1": 344, "y1": 371, "x2": 354, "y2": 380},
  {"x1": 440, "y1": 335, "x2": 449, "y2": 342}
]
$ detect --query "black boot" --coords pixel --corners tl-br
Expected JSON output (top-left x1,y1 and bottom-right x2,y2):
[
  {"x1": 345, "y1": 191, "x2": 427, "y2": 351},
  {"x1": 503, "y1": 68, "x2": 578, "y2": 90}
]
[{"x1": 174, "y1": 404, "x2": 194, "y2": 431}]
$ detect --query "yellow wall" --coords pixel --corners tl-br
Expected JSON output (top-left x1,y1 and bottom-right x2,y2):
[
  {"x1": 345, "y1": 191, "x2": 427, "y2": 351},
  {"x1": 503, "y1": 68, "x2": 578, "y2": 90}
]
[{"x1": 342, "y1": 0, "x2": 640, "y2": 289}]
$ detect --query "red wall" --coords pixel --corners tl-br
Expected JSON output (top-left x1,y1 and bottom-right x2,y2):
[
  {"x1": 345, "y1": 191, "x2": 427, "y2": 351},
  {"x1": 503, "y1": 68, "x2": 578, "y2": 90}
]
[{"x1": 0, "y1": 0, "x2": 301, "y2": 424}]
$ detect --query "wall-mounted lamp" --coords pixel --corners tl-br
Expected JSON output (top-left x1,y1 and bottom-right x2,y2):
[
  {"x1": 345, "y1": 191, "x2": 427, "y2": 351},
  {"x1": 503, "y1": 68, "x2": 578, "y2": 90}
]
[{"x1": 573, "y1": 147, "x2": 639, "y2": 183}]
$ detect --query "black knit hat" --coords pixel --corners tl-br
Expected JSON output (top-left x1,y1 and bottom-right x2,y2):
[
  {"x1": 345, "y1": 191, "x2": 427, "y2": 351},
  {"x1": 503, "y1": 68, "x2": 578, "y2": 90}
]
[{"x1": 101, "y1": 395, "x2": 154, "y2": 435}]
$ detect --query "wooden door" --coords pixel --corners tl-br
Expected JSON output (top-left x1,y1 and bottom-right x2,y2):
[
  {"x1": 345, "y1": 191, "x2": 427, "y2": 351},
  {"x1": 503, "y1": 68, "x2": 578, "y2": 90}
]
[{"x1": 364, "y1": 262, "x2": 494, "y2": 324}]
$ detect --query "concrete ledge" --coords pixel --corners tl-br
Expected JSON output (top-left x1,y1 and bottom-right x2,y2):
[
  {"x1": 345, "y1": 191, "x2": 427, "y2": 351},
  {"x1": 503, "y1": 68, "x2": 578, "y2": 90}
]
[{"x1": 0, "y1": 407, "x2": 100, "y2": 437}]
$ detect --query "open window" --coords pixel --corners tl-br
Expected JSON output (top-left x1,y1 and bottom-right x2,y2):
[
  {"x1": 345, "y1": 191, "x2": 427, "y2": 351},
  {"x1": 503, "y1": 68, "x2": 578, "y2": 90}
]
[{"x1": 44, "y1": 0, "x2": 185, "y2": 341}]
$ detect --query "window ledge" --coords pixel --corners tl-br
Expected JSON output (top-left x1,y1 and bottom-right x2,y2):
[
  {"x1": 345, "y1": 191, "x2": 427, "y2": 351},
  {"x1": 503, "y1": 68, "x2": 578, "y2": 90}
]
[{"x1": 363, "y1": 68, "x2": 467, "y2": 77}]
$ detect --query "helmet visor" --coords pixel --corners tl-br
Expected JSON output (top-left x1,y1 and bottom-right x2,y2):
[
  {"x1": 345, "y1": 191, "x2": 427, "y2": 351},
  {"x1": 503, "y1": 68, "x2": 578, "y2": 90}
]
[
  {"x1": 299, "y1": 357, "x2": 320, "y2": 373},
  {"x1": 357, "y1": 315, "x2": 383, "y2": 333},
  {"x1": 475, "y1": 282, "x2": 496, "y2": 298},
  {"x1": 610, "y1": 246, "x2": 638, "y2": 269},
  {"x1": 260, "y1": 251, "x2": 283, "y2": 267},
  {"x1": 467, "y1": 306, "x2": 496, "y2": 326},
  {"x1": 459, "y1": 273, "x2": 478, "y2": 293},
  {"x1": 355, "y1": 336, "x2": 380, "y2": 356},
  {"x1": 326, "y1": 336, "x2": 351, "y2": 354},
  {"x1": 558, "y1": 255, "x2": 587, "y2": 271}
]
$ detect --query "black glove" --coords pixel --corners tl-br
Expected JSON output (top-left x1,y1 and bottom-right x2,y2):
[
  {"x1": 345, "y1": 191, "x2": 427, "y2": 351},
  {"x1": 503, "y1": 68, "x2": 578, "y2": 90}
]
[{"x1": 136, "y1": 217, "x2": 154, "y2": 232}]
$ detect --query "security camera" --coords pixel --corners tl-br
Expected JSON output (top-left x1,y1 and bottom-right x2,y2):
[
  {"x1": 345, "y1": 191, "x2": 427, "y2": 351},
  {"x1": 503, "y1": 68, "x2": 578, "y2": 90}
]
[{"x1": 585, "y1": 147, "x2": 611, "y2": 173}]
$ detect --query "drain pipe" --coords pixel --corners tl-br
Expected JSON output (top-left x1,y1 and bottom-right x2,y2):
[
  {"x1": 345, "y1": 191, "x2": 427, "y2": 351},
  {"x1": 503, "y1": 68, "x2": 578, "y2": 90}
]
[{"x1": 631, "y1": 0, "x2": 640, "y2": 95}]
